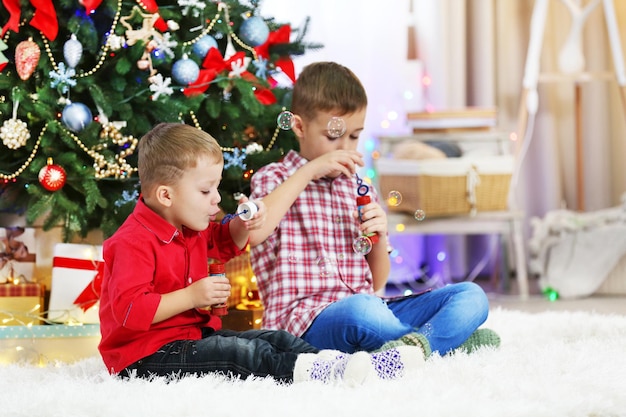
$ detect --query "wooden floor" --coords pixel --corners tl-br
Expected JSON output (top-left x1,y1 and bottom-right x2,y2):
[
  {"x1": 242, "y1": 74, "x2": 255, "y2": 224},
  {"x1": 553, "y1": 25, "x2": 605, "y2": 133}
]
[{"x1": 481, "y1": 275, "x2": 626, "y2": 315}]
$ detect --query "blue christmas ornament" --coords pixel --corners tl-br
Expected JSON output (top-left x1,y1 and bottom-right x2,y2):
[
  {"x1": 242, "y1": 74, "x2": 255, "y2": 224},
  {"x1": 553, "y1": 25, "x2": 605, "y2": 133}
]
[
  {"x1": 172, "y1": 56, "x2": 200, "y2": 85},
  {"x1": 192, "y1": 35, "x2": 218, "y2": 59},
  {"x1": 61, "y1": 102, "x2": 92, "y2": 132},
  {"x1": 151, "y1": 49, "x2": 167, "y2": 66},
  {"x1": 238, "y1": 16, "x2": 269, "y2": 47}
]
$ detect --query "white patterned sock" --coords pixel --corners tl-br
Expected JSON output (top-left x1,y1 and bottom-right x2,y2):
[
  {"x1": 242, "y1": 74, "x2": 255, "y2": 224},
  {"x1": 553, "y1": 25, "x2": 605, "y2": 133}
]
[
  {"x1": 343, "y1": 345, "x2": 425, "y2": 385},
  {"x1": 293, "y1": 350, "x2": 348, "y2": 383}
]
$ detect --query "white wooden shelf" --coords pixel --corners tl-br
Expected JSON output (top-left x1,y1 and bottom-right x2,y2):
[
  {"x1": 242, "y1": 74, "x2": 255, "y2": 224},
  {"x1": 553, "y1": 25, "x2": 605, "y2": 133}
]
[{"x1": 378, "y1": 130, "x2": 529, "y2": 299}]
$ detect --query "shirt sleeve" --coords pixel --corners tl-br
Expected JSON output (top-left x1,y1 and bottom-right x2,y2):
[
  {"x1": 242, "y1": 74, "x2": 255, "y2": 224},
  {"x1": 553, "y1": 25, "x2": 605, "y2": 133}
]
[
  {"x1": 103, "y1": 237, "x2": 161, "y2": 331},
  {"x1": 205, "y1": 221, "x2": 246, "y2": 262},
  {"x1": 250, "y1": 162, "x2": 286, "y2": 200}
]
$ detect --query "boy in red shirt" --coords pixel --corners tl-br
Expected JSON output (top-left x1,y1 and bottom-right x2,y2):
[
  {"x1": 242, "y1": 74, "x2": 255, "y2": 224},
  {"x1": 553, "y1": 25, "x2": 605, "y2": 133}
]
[{"x1": 98, "y1": 122, "x2": 424, "y2": 384}]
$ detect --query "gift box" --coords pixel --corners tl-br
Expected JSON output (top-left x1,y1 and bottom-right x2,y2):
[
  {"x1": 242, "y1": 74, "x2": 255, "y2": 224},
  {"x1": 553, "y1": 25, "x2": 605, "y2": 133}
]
[
  {"x1": 0, "y1": 227, "x2": 37, "y2": 284},
  {"x1": 0, "y1": 324, "x2": 100, "y2": 365},
  {"x1": 0, "y1": 283, "x2": 44, "y2": 326},
  {"x1": 48, "y1": 244, "x2": 103, "y2": 324}
]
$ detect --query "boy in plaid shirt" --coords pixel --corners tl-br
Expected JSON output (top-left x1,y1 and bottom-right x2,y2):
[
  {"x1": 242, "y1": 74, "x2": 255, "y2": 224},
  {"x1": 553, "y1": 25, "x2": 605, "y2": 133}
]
[{"x1": 249, "y1": 62, "x2": 499, "y2": 357}]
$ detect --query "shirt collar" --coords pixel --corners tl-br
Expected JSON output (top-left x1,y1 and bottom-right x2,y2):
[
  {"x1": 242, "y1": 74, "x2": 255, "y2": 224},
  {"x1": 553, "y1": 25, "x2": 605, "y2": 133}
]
[
  {"x1": 283, "y1": 150, "x2": 308, "y2": 174},
  {"x1": 132, "y1": 197, "x2": 180, "y2": 244}
]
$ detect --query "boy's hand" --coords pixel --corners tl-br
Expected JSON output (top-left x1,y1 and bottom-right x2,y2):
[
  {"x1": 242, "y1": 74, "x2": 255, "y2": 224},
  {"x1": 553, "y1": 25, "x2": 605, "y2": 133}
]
[
  {"x1": 187, "y1": 275, "x2": 231, "y2": 309},
  {"x1": 354, "y1": 201, "x2": 388, "y2": 237},
  {"x1": 236, "y1": 196, "x2": 266, "y2": 230},
  {"x1": 308, "y1": 150, "x2": 364, "y2": 180}
]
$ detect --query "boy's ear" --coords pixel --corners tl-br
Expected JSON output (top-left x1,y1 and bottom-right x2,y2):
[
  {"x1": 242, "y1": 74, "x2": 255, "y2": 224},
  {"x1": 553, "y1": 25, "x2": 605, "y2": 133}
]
[
  {"x1": 155, "y1": 185, "x2": 173, "y2": 207},
  {"x1": 291, "y1": 114, "x2": 305, "y2": 139}
]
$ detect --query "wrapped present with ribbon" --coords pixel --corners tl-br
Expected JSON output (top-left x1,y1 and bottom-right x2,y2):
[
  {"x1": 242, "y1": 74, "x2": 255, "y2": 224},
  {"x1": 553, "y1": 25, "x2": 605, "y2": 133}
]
[
  {"x1": 0, "y1": 282, "x2": 44, "y2": 326},
  {"x1": 0, "y1": 227, "x2": 37, "y2": 285},
  {"x1": 48, "y1": 243, "x2": 103, "y2": 324}
]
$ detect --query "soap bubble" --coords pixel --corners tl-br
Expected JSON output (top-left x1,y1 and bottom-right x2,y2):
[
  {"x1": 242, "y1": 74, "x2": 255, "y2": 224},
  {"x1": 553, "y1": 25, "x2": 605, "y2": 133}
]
[
  {"x1": 317, "y1": 257, "x2": 335, "y2": 277},
  {"x1": 387, "y1": 190, "x2": 403, "y2": 206},
  {"x1": 327, "y1": 117, "x2": 346, "y2": 138},
  {"x1": 352, "y1": 235, "x2": 373, "y2": 255},
  {"x1": 277, "y1": 111, "x2": 295, "y2": 130},
  {"x1": 414, "y1": 209, "x2": 426, "y2": 221}
]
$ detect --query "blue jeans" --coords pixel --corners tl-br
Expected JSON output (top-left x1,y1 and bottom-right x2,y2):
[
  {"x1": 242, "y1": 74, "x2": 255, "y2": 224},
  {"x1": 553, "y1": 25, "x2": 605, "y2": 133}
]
[
  {"x1": 120, "y1": 329, "x2": 318, "y2": 382},
  {"x1": 301, "y1": 282, "x2": 489, "y2": 354}
]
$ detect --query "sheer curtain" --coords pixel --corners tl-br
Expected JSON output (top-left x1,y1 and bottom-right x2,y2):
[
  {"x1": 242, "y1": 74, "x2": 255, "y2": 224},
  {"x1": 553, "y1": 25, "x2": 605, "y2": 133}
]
[{"x1": 494, "y1": 0, "x2": 626, "y2": 216}]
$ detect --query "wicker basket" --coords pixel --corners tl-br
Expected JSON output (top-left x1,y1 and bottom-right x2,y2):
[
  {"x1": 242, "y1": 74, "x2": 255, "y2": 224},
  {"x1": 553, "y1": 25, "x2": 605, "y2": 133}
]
[{"x1": 376, "y1": 155, "x2": 513, "y2": 217}]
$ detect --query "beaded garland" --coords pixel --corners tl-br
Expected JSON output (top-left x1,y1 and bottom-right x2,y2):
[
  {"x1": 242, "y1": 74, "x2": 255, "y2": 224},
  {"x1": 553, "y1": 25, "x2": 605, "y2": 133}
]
[
  {"x1": 0, "y1": 0, "x2": 284, "y2": 183},
  {"x1": 1, "y1": 0, "x2": 284, "y2": 184}
]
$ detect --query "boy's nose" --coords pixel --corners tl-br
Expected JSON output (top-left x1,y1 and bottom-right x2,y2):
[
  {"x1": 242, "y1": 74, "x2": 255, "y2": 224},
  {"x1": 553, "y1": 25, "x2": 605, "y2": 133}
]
[{"x1": 335, "y1": 137, "x2": 350, "y2": 150}]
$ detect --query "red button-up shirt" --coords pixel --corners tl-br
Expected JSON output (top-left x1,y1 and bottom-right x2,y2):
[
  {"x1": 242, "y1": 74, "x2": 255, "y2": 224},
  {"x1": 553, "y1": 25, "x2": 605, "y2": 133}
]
[
  {"x1": 250, "y1": 150, "x2": 376, "y2": 337},
  {"x1": 98, "y1": 198, "x2": 244, "y2": 374}
]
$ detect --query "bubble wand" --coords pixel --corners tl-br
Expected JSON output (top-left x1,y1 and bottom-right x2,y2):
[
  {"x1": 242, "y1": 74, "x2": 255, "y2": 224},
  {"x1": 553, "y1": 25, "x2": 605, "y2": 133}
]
[
  {"x1": 221, "y1": 201, "x2": 258, "y2": 224},
  {"x1": 353, "y1": 174, "x2": 379, "y2": 255}
]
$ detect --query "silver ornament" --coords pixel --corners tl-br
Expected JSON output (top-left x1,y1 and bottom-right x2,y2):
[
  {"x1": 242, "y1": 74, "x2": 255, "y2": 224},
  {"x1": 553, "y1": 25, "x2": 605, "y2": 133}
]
[
  {"x1": 172, "y1": 55, "x2": 200, "y2": 85},
  {"x1": 192, "y1": 35, "x2": 218, "y2": 59},
  {"x1": 0, "y1": 118, "x2": 30, "y2": 149},
  {"x1": 62, "y1": 102, "x2": 93, "y2": 132},
  {"x1": 63, "y1": 34, "x2": 83, "y2": 68}
]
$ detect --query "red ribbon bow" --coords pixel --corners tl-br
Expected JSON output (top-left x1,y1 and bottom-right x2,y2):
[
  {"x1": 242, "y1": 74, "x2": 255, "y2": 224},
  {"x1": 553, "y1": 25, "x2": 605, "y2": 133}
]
[
  {"x1": 183, "y1": 48, "x2": 276, "y2": 104},
  {"x1": 184, "y1": 48, "x2": 246, "y2": 96},
  {"x1": 53, "y1": 256, "x2": 104, "y2": 312},
  {"x1": 1, "y1": 0, "x2": 59, "y2": 40},
  {"x1": 79, "y1": 0, "x2": 104, "y2": 15},
  {"x1": 255, "y1": 25, "x2": 295, "y2": 84}
]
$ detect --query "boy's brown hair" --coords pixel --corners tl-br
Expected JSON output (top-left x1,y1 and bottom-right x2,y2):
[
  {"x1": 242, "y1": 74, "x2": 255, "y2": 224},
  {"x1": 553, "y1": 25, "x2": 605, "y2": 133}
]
[
  {"x1": 138, "y1": 123, "x2": 223, "y2": 195},
  {"x1": 291, "y1": 61, "x2": 367, "y2": 122}
]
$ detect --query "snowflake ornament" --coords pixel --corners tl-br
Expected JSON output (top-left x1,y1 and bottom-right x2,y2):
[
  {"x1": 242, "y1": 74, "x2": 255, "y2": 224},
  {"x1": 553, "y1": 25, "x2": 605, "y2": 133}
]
[
  {"x1": 148, "y1": 73, "x2": 174, "y2": 100},
  {"x1": 228, "y1": 56, "x2": 251, "y2": 79},
  {"x1": 224, "y1": 148, "x2": 247, "y2": 170},
  {"x1": 49, "y1": 62, "x2": 77, "y2": 94},
  {"x1": 252, "y1": 57, "x2": 268, "y2": 80},
  {"x1": 154, "y1": 32, "x2": 178, "y2": 59},
  {"x1": 178, "y1": 0, "x2": 206, "y2": 17}
]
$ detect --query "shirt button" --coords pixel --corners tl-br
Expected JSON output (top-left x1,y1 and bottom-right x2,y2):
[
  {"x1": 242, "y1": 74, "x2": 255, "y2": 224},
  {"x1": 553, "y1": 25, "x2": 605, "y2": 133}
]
[{"x1": 188, "y1": 277, "x2": 192, "y2": 284}]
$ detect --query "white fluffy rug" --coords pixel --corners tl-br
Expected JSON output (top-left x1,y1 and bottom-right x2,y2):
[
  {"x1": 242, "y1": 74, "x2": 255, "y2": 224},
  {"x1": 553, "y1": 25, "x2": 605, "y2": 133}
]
[{"x1": 2, "y1": 307, "x2": 626, "y2": 417}]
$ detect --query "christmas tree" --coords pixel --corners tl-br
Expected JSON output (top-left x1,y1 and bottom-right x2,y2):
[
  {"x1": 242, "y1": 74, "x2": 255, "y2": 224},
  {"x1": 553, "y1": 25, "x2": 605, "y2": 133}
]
[{"x1": 0, "y1": 0, "x2": 320, "y2": 241}]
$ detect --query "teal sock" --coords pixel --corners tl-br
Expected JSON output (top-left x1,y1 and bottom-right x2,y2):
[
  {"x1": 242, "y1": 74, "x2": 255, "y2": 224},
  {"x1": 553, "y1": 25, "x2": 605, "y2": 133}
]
[
  {"x1": 373, "y1": 332, "x2": 432, "y2": 358},
  {"x1": 456, "y1": 328, "x2": 501, "y2": 354}
]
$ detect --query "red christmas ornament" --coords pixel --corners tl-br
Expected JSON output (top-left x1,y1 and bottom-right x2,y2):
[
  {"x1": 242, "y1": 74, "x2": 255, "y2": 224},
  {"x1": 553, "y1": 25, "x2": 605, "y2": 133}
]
[
  {"x1": 38, "y1": 158, "x2": 67, "y2": 191},
  {"x1": 15, "y1": 38, "x2": 41, "y2": 80}
]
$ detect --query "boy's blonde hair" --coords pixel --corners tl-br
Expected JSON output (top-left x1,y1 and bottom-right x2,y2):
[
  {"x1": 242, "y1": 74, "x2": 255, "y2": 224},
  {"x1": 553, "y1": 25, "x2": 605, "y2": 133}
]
[
  {"x1": 291, "y1": 61, "x2": 367, "y2": 121},
  {"x1": 138, "y1": 123, "x2": 223, "y2": 195}
]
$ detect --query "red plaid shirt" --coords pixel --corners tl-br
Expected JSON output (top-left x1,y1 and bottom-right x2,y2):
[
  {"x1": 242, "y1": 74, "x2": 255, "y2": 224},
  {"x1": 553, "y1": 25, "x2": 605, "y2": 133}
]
[{"x1": 250, "y1": 150, "x2": 376, "y2": 337}]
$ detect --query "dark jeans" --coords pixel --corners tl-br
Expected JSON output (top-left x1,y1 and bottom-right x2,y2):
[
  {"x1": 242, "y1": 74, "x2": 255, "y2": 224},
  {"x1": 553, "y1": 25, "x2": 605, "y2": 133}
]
[{"x1": 120, "y1": 328, "x2": 319, "y2": 383}]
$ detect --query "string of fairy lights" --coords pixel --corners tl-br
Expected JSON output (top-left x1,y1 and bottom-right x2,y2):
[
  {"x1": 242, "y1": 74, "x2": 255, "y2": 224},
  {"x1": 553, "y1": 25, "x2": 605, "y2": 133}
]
[{"x1": 0, "y1": 0, "x2": 283, "y2": 183}]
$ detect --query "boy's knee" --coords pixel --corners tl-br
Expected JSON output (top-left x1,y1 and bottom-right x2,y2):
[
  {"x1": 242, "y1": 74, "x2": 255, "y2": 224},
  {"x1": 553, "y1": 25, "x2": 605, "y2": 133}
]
[{"x1": 457, "y1": 281, "x2": 490, "y2": 315}]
